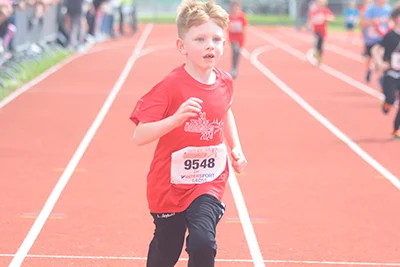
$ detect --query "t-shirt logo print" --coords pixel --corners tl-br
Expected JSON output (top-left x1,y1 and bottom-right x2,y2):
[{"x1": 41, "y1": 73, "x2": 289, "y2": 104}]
[{"x1": 184, "y1": 112, "x2": 223, "y2": 140}]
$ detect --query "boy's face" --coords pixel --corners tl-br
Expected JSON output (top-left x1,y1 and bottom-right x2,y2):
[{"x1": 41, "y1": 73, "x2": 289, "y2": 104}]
[
  {"x1": 231, "y1": 4, "x2": 241, "y2": 15},
  {"x1": 177, "y1": 20, "x2": 225, "y2": 71},
  {"x1": 376, "y1": 0, "x2": 387, "y2": 6},
  {"x1": 316, "y1": 1, "x2": 326, "y2": 9}
]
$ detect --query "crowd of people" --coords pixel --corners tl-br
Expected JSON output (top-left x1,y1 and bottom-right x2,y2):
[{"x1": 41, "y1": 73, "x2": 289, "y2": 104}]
[
  {"x1": 0, "y1": 0, "x2": 137, "y2": 62},
  {"x1": 62, "y1": 0, "x2": 137, "y2": 52}
]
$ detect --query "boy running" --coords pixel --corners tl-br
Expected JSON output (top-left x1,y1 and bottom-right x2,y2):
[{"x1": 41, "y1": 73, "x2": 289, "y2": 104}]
[
  {"x1": 372, "y1": 6, "x2": 400, "y2": 139},
  {"x1": 344, "y1": 0, "x2": 360, "y2": 43},
  {"x1": 129, "y1": 0, "x2": 248, "y2": 266},
  {"x1": 308, "y1": 0, "x2": 335, "y2": 65},
  {"x1": 227, "y1": 0, "x2": 248, "y2": 79},
  {"x1": 362, "y1": 0, "x2": 391, "y2": 83}
]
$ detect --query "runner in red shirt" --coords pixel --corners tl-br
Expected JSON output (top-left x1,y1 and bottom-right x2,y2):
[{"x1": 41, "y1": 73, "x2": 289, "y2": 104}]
[
  {"x1": 228, "y1": 0, "x2": 248, "y2": 79},
  {"x1": 308, "y1": 0, "x2": 335, "y2": 65},
  {"x1": 129, "y1": 0, "x2": 247, "y2": 266}
]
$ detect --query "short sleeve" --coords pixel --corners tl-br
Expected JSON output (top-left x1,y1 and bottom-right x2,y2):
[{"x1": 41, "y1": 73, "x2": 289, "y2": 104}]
[
  {"x1": 242, "y1": 13, "x2": 248, "y2": 27},
  {"x1": 129, "y1": 82, "x2": 170, "y2": 125},
  {"x1": 325, "y1": 8, "x2": 334, "y2": 16},
  {"x1": 221, "y1": 70, "x2": 234, "y2": 107},
  {"x1": 364, "y1": 6, "x2": 373, "y2": 20},
  {"x1": 379, "y1": 32, "x2": 391, "y2": 48}
]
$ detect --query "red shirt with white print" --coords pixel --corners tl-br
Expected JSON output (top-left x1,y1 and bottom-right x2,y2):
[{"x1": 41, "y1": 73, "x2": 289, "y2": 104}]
[
  {"x1": 228, "y1": 11, "x2": 248, "y2": 47},
  {"x1": 130, "y1": 64, "x2": 233, "y2": 214},
  {"x1": 309, "y1": 7, "x2": 334, "y2": 37}
]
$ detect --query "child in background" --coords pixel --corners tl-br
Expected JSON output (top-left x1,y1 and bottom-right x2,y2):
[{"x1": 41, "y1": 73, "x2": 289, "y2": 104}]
[
  {"x1": 129, "y1": 0, "x2": 248, "y2": 266},
  {"x1": 371, "y1": 6, "x2": 400, "y2": 139},
  {"x1": 344, "y1": 0, "x2": 359, "y2": 43},
  {"x1": 359, "y1": 0, "x2": 372, "y2": 56},
  {"x1": 362, "y1": 0, "x2": 391, "y2": 83},
  {"x1": 228, "y1": 0, "x2": 247, "y2": 79},
  {"x1": 308, "y1": 0, "x2": 335, "y2": 65}
]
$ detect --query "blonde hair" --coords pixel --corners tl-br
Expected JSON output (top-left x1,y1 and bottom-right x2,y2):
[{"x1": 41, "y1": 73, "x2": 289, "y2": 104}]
[{"x1": 176, "y1": 0, "x2": 230, "y2": 38}]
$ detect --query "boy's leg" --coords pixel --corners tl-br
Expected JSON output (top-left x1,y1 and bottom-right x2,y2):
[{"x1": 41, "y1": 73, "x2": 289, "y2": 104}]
[
  {"x1": 314, "y1": 33, "x2": 323, "y2": 64},
  {"x1": 231, "y1": 41, "x2": 240, "y2": 78},
  {"x1": 185, "y1": 194, "x2": 226, "y2": 267},
  {"x1": 146, "y1": 212, "x2": 187, "y2": 267},
  {"x1": 365, "y1": 44, "x2": 375, "y2": 83},
  {"x1": 381, "y1": 73, "x2": 396, "y2": 114},
  {"x1": 392, "y1": 85, "x2": 400, "y2": 138},
  {"x1": 393, "y1": 106, "x2": 400, "y2": 138}
]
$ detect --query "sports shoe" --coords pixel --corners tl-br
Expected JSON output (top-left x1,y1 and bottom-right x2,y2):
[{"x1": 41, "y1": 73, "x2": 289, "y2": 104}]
[
  {"x1": 382, "y1": 102, "x2": 392, "y2": 114},
  {"x1": 392, "y1": 130, "x2": 400, "y2": 139}
]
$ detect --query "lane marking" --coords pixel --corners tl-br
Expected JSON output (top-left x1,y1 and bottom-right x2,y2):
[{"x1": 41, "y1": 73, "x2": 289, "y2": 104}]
[
  {"x1": 2, "y1": 254, "x2": 400, "y2": 266},
  {"x1": 248, "y1": 44, "x2": 400, "y2": 195},
  {"x1": 8, "y1": 24, "x2": 154, "y2": 267}
]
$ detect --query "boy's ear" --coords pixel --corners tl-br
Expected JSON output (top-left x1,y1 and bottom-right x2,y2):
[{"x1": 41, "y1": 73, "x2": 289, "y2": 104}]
[{"x1": 176, "y1": 38, "x2": 187, "y2": 55}]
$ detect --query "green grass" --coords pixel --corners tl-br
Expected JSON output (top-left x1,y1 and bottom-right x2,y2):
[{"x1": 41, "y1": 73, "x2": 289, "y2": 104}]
[
  {"x1": 0, "y1": 48, "x2": 72, "y2": 101},
  {"x1": 138, "y1": 14, "x2": 352, "y2": 32}
]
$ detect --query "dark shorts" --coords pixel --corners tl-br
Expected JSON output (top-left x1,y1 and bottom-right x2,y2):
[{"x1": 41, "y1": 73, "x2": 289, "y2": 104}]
[
  {"x1": 147, "y1": 194, "x2": 226, "y2": 267},
  {"x1": 363, "y1": 43, "x2": 376, "y2": 57},
  {"x1": 382, "y1": 70, "x2": 400, "y2": 105},
  {"x1": 346, "y1": 23, "x2": 355, "y2": 30}
]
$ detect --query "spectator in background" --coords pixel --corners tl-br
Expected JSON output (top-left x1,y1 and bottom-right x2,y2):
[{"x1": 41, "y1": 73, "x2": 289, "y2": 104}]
[
  {"x1": 66, "y1": 0, "x2": 84, "y2": 50},
  {"x1": 8, "y1": 0, "x2": 26, "y2": 52},
  {"x1": 297, "y1": 0, "x2": 313, "y2": 31},
  {"x1": 86, "y1": 0, "x2": 106, "y2": 38},
  {"x1": 0, "y1": 0, "x2": 13, "y2": 55},
  {"x1": 99, "y1": 0, "x2": 115, "y2": 38},
  {"x1": 118, "y1": 0, "x2": 135, "y2": 35}
]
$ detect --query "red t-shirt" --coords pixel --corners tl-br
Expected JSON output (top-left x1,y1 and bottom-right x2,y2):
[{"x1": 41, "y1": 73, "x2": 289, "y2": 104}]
[
  {"x1": 228, "y1": 11, "x2": 248, "y2": 47},
  {"x1": 359, "y1": 4, "x2": 367, "y2": 28},
  {"x1": 309, "y1": 7, "x2": 334, "y2": 37},
  {"x1": 130, "y1": 64, "x2": 234, "y2": 213}
]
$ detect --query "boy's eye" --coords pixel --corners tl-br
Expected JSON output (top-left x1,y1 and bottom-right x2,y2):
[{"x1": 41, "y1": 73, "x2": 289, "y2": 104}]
[
  {"x1": 213, "y1": 38, "x2": 222, "y2": 42},
  {"x1": 195, "y1": 38, "x2": 205, "y2": 42}
]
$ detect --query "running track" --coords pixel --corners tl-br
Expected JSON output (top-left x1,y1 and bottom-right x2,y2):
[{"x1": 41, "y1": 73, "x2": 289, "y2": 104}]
[{"x1": 0, "y1": 24, "x2": 399, "y2": 267}]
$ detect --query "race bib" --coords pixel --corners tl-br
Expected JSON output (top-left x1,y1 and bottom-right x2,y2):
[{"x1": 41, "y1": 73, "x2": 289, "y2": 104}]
[
  {"x1": 229, "y1": 21, "x2": 243, "y2": 33},
  {"x1": 391, "y1": 52, "x2": 400, "y2": 70},
  {"x1": 367, "y1": 27, "x2": 379, "y2": 38},
  {"x1": 170, "y1": 144, "x2": 227, "y2": 185},
  {"x1": 312, "y1": 14, "x2": 325, "y2": 25}
]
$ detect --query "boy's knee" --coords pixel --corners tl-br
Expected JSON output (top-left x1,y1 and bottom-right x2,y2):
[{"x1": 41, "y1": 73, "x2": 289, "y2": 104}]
[
  {"x1": 232, "y1": 42, "x2": 240, "y2": 53},
  {"x1": 186, "y1": 229, "x2": 217, "y2": 253}
]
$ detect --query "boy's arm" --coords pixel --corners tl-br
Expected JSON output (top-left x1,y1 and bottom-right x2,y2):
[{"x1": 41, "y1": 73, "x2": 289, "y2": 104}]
[
  {"x1": 133, "y1": 117, "x2": 177, "y2": 146},
  {"x1": 223, "y1": 108, "x2": 242, "y2": 152},
  {"x1": 224, "y1": 108, "x2": 247, "y2": 173},
  {"x1": 326, "y1": 9, "x2": 335, "y2": 21},
  {"x1": 132, "y1": 97, "x2": 203, "y2": 146},
  {"x1": 371, "y1": 43, "x2": 389, "y2": 70},
  {"x1": 327, "y1": 14, "x2": 335, "y2": 21}
]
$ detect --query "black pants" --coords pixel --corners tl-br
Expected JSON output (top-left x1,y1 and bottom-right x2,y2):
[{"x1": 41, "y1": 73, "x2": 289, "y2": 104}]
[
  {"x1": 231, "y1": 41, "x2": 240, "y2": 71},
  {"x1": 314, "y1": 32, "x2": 324, "y2": 55},
  {"x1": 146, "y1": 194, "x2": 226, "y2": 267},
  {"x1": 382, "y1": 72, "x2": 400, "y2": 131}
]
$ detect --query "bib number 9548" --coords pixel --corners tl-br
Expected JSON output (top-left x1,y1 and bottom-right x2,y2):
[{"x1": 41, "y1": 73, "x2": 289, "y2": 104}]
[
  {"x1": 171, "y1": 144, "x2": 227, "y2": 185},
  {"x1": 184, "y1": 158, "x2": 215, "y2": 170}
]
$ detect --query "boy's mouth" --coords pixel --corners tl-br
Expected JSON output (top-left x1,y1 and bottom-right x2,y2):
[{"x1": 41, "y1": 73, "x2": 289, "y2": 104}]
[{"x1": 204, "y1": 53, "x2": 215, "y2": 59}]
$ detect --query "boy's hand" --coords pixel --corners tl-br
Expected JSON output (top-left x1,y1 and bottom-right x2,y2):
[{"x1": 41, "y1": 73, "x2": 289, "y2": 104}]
[
  {"x1": 231, "y1": 146, "x2": 247, "y2": 174},
  {"x1": 172, "y1": 97, "x2": 203, "y2": 127},
  {"x1": 377, "y1": 61, "x2": 390, "y2": 71}
]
